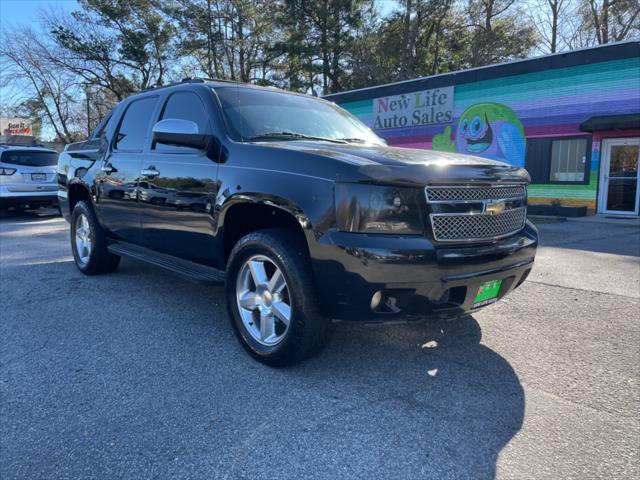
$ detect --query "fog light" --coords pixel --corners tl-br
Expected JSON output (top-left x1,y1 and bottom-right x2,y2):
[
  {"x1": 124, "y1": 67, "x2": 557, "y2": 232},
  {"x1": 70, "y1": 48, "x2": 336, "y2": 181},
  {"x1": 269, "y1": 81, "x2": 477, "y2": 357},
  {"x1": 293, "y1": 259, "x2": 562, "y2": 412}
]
[{"x1": 370, "y1": 290, "x2": 383, "y2": 311}]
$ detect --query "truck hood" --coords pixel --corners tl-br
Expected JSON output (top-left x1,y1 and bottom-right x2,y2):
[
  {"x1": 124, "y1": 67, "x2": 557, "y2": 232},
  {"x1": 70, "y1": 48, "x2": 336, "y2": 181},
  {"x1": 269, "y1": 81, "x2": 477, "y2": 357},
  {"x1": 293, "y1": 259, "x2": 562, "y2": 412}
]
[{"x1": 266, "y1": 141, "x2": 530, "y2": 186}]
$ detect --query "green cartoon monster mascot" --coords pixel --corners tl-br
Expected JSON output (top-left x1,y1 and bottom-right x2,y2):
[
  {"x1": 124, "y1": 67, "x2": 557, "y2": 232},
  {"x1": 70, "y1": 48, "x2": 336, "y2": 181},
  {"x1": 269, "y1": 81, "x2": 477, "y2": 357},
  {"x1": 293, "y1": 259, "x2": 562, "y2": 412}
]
[{"x1": 432, "y1": 103, "x2": 526, "y2": 167}]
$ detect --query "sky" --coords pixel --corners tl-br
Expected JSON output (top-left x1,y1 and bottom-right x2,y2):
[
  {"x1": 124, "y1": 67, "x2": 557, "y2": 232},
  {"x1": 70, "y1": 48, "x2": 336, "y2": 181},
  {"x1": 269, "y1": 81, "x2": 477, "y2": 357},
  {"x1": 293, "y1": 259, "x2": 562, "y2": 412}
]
[{"x1": 0, "y1": 0, "x2": 78, "y2": 33}]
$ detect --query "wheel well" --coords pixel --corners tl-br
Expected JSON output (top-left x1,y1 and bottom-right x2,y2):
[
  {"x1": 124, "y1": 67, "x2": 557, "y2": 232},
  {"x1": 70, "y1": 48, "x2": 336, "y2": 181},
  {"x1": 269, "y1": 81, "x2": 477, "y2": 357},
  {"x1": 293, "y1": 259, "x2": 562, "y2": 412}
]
[
  {"x1": 68, "y1": 183, "x2": 91, "y2": 213},
  {"x1": 223, "y1": 203, "x2": 309, "y2": 262}
]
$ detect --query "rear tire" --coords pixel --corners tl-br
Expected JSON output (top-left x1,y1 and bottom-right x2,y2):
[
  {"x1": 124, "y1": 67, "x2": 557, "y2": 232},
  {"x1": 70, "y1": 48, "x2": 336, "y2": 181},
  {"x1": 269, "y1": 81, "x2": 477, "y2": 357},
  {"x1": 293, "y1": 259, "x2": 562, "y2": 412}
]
[
  {"x1": 70, "y1": 200, "x2": 120, "y2": 275},
  {"x1": 226, "y1": 229, "x2": 330, "y2": 366}
]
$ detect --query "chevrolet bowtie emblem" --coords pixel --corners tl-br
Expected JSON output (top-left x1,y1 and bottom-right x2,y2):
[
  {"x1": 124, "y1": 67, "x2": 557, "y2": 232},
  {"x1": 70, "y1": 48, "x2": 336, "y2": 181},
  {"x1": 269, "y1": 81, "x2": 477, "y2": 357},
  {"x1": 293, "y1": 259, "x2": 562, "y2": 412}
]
[{"x1": 485, "y1": 200, "x2": 506, "y2": 215}]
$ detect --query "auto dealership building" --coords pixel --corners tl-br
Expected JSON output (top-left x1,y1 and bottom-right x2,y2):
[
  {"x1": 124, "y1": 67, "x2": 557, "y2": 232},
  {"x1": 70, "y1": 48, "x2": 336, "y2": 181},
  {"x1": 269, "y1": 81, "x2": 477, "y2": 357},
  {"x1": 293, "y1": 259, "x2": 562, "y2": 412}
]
[{"x1": 326, "y1": 41, "x2": 640, "y2": 216}]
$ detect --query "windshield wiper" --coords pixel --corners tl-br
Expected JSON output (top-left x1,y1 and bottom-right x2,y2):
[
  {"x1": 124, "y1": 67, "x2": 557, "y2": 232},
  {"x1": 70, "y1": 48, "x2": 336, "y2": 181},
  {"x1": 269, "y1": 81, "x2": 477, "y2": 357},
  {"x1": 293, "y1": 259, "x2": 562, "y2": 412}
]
[{"x1": 247, "y1": 131, "x2": 347, "y2": 144}]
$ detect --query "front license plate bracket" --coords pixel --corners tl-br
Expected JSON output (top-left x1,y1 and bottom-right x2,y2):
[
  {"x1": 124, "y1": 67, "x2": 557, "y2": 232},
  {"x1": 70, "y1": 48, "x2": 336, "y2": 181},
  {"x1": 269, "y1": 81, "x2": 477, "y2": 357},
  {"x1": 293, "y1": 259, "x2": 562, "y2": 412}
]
[{"x1": 473, "y1": 279, "x2": 502, "y2": 308}]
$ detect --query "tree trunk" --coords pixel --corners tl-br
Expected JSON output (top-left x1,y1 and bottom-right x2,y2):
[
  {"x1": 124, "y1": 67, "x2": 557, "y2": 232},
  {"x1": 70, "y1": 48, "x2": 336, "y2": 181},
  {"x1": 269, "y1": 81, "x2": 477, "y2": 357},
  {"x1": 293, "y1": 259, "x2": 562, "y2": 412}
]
[
  {"x1": 321, "y1": 11, "x2": 329, "y2": 93},
  {"x1": 549, "y1": 0, "x2": 558, "y2": 52},
  {"x1": 400, "y1": 0, "x2": 412, "y2": 78},
  {"x1": 206, "y1": 0, "x2": 214, "y2": 77},
  {"x1": 601, "y1": 0, "x2": 609, "y2": 44},
  {"x1": 237, "y1": 9, "x2": 247, "y2": 82}
]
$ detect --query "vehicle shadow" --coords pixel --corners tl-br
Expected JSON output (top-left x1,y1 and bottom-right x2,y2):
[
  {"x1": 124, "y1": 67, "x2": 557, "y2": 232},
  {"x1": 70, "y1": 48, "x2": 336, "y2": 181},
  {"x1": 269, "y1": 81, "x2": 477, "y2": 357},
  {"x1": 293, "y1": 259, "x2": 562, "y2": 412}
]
[
  {"x1": 1, "y1": 257, "x2": 524, "y2": 480},
  {"x1": 0, "y1": 207, "x2": 60, "y2": 221},
  {"x1": 291, "y1": 316, "x2": 524, "y2": 479}
]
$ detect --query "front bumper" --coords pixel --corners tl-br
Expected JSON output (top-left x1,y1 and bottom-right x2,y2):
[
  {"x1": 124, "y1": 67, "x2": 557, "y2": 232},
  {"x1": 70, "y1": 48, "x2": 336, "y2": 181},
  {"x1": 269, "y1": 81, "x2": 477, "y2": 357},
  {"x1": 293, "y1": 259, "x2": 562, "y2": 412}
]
[{"x1": 311, "y1": 221, "x2": 538, "y2": 321}]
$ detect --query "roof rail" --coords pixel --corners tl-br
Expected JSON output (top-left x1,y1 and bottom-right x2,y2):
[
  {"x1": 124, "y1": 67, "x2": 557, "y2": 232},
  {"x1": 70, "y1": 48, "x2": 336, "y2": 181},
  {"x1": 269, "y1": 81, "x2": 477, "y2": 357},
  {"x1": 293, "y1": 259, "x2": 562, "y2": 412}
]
[
  {"x1": 180, "y1": 77, "x2": 240, "y2": 84},
  {"x1": 140, "y1": 77, "x2": 241, "y2": 93},
  {"x1": 0, "y1": 143, "x2": 48, "y2": 148}
]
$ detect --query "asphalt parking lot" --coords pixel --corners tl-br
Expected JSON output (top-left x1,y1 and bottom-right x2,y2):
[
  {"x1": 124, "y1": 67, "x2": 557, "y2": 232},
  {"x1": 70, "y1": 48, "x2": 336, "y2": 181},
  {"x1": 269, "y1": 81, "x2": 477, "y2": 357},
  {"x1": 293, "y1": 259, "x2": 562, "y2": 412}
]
[{"x1": 1, "y1": 209, "x2": 638, "y2": 480}]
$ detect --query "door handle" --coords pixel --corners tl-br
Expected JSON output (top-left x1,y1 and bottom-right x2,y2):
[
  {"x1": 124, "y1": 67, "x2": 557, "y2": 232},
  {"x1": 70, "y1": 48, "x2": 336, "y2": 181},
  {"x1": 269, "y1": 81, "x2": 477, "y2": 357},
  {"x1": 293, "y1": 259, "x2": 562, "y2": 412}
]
[
  {"x1": 141, "y1": 168, "x2": 160, "y2": 178},
  {"x1": 101, "y1": 164, "x2": 113, "y2": 174}
]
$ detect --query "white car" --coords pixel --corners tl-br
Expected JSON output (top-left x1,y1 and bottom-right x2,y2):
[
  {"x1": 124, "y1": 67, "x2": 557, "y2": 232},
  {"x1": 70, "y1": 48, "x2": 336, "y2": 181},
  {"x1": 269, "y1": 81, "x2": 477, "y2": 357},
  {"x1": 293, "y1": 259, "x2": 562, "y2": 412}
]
[
  {"x1": 137, "y1": 181, "x2": 175, "y2": 205},
  {"x1": 167, "y1": 191, "x2": 209, "y2": 212},
  {"x1": 0, "y1": 145, "x2": 59, "y2": 210}
]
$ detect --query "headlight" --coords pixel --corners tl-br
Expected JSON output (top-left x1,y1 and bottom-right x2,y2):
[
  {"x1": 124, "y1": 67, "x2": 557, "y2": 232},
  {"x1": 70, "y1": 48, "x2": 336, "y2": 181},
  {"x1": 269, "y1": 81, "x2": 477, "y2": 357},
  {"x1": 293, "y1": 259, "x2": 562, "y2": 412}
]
[{"x1": 335, "y1": 183, "x2": 423, "y2": 234}]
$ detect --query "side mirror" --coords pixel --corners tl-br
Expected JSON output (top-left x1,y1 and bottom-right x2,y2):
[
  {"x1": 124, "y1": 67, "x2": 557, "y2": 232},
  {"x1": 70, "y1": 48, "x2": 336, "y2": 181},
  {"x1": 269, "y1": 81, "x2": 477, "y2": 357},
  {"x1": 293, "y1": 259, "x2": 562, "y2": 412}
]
[{"x1": 152, "y1": 119, "x2": 210, "y2": 149}]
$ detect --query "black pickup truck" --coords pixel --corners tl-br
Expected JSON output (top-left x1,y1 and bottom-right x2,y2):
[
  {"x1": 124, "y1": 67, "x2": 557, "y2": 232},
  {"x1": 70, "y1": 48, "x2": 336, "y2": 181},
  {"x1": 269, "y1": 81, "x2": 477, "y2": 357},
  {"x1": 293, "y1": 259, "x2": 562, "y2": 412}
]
[{"x1": 57, "y1": 79, "x2": 537, "y2": 365}]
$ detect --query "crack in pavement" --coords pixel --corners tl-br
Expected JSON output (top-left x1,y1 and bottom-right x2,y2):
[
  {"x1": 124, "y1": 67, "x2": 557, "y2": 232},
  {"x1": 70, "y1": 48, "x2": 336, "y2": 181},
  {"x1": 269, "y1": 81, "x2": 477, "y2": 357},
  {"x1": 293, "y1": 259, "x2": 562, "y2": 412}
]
[
  {"x1": 525, "y1": 279, "x2": 640, "y2": 300},
  {"x1": 541, "y1": 230, "x2": 640, "y2": 250}
]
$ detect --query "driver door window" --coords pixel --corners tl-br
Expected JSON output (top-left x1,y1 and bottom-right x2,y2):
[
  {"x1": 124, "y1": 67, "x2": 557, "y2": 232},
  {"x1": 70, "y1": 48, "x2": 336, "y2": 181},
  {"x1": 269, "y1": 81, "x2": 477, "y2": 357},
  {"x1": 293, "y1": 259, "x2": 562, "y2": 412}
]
[{"x1": 154, "y1": 92, "x2": 211, "y2": 153}]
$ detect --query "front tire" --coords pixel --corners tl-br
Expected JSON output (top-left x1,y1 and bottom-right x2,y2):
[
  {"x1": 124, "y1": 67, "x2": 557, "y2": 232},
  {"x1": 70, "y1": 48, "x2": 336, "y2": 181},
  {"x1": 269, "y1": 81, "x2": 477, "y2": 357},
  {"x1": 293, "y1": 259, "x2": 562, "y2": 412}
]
[
  {"x1": 226, "y1": 229, "x2": 330, "y2": 366},
  {"x1": 70, "y1": 200, "x2": 120, "y2": 275}
]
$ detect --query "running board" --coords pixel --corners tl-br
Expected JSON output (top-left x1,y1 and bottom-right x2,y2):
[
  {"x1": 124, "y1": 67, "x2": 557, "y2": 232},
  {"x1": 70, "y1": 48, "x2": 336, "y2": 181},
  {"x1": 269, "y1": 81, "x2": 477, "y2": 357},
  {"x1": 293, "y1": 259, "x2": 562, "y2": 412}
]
[{"x1": 107, "y1": 241, "x2": 225, "y2": 285}]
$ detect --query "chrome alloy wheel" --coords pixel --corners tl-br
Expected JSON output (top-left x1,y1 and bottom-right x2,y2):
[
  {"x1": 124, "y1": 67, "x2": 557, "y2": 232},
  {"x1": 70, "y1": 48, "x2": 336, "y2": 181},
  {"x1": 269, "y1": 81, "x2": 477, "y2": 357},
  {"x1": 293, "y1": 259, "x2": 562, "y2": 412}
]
[
  {"x1": 74, "y1": 213, "x2": 92, "y2": 266},
  {"x1": 236, "y1": 254, "x2": 291, "y2": 346}
]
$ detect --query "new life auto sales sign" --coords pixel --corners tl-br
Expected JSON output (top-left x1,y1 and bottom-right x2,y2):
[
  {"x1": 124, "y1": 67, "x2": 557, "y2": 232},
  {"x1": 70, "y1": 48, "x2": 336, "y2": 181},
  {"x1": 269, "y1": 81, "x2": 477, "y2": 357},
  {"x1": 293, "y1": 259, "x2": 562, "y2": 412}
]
[{"x1": 372, "y1": 86, "x2": 454, "y2": 129}]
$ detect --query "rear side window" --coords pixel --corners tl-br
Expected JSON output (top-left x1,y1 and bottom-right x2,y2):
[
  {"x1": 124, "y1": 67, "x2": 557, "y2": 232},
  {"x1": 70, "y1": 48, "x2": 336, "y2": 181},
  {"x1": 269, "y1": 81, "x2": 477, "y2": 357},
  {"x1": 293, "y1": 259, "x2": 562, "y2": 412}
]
[
  {"x1": 92, "y1": 111, "x2": 113, "y2": 138},
  {"x1": 0, "y1": 151, "x2": 58, "y2": 167},
  {"x1": 155, "y1": 91, "x2": 210, "y2": 153},
  {"x1": 115, "y1": 96, "x2": 158, "y2": 151}
]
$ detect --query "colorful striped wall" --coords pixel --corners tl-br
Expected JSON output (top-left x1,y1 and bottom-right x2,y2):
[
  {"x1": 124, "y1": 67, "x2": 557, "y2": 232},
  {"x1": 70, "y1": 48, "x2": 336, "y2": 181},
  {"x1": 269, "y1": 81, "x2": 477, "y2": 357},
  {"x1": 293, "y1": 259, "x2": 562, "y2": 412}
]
[{"x1": 337, "y1": 56, "x2": 640, "y2": 212}]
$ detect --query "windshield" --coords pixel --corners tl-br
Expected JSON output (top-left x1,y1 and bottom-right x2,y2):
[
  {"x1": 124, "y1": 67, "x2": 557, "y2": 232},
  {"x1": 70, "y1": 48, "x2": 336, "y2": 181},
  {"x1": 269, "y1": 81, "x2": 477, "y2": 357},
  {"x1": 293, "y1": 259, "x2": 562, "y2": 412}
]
[
  {"x1": 214, "y1": 87, "x2": 384, "y2": 145},
  {"x1": 0, "y1": 150, "x2": 58, "y2": 167}
]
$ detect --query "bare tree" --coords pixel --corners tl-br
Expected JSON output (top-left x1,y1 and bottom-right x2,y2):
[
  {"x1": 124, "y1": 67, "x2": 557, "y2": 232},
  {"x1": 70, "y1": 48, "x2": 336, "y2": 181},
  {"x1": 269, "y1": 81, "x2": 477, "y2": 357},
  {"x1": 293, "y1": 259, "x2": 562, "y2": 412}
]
[
  {"x1": 527, "y1": 0, "x2": 576, "y2": 53},
  {"x1": 462, "y1": 0, "x2": 538, "y2": 67},
  {"x1": 166, "y1": 0, "x2": 279, "y2": 83},
  {"x1": 396, "y1": 0, "x2": 453, "y2": 79},
  {"x1": 468, "y1": 0, "x2": 517, "y2": 32},
  {"x1": 0, "y1": 26, "x2": 84, "y2": 142},
  {"x1": 584, "y1": 0, "x2": 640, "y2": 44}
]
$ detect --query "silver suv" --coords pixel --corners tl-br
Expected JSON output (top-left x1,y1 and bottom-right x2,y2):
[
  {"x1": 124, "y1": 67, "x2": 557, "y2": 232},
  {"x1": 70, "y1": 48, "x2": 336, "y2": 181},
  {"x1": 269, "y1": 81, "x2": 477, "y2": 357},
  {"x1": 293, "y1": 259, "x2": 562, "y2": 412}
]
[{"x1": 0, "y1": 145, "x2": 59, "y2": 210}]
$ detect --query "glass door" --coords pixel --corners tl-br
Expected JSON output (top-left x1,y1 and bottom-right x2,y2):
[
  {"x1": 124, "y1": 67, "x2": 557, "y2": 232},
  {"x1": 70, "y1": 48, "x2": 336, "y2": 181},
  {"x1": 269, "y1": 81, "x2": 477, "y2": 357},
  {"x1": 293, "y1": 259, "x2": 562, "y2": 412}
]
[{"x1": 599, "y1": 138, "x2": 640, "y2": 215}]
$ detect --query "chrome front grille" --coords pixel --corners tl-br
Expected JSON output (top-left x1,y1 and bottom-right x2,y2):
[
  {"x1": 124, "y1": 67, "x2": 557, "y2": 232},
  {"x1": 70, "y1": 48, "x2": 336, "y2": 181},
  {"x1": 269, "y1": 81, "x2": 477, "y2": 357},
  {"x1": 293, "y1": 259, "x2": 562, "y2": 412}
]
[
  {"x1": 425, "y1": 185, "x2": 527, "y2": 242},
  {"x1": 431, "y1": 207, "x2": 527, "y2": 242},
  {"x1": 425, "y1": 185, "x2": 526, "y2": 202}
]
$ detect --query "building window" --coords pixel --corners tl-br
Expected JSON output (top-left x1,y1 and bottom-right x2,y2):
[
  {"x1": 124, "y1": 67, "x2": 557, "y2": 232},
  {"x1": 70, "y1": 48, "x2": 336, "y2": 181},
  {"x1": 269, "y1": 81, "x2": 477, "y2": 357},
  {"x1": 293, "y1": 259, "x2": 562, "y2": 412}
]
[
  {"x1": 525, "y1": 136, "x2": 591, "y2": 185},
  {"x1": 550, "y1": 138, "x2": 588, "y2": 182}
]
